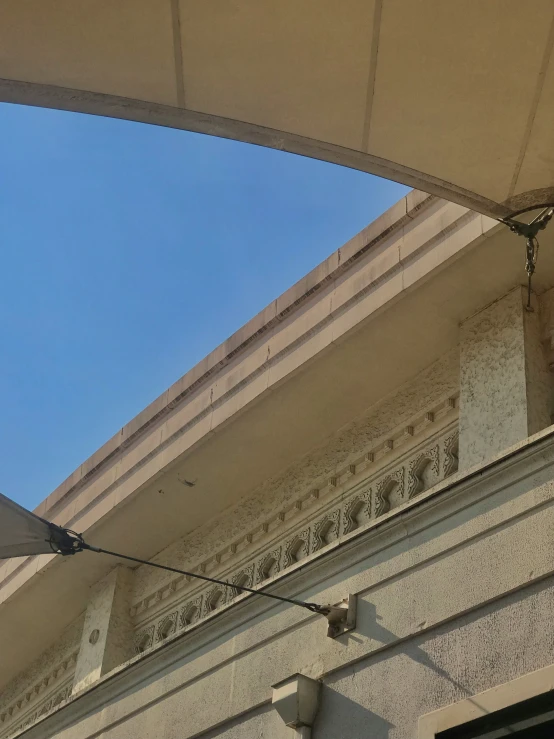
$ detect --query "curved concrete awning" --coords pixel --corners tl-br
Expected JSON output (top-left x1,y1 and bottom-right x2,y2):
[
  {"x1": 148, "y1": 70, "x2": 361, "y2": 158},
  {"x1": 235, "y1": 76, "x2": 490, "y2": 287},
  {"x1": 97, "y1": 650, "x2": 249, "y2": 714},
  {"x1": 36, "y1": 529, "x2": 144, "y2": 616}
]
[{"x1": 1, "y1": 0, "x2": 554, "y2": 219}]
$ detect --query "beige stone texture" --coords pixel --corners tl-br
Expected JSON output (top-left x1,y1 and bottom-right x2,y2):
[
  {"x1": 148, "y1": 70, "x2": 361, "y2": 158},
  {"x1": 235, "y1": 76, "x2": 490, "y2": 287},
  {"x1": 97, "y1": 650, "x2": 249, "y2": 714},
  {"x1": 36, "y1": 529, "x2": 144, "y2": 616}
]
[
  {"x1": 10, "y1": 426, "x2": 554, "y2": 739},
  {"x1": 0, "y1": 616, "x2": 82, "y2": 711},
  {"x1": 131, "y1": 349, "x2": 458, "y2": 601},
  {"x1": 6, "y1": 192, "x2": 554, "y2": 738},
  {"x1": 72, "y1": 568, "x2": 134, "y2": 694},
  {"x1": 459, "y1": 287, "x2": 552, "y2": 469}
]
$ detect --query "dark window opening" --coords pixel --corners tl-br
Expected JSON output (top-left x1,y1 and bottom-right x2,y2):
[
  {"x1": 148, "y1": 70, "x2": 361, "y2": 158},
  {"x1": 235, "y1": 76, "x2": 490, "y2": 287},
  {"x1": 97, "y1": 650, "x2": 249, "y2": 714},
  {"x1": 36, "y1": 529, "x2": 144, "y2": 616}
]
[{"x1": 438, "y1": 691, "x2": 554, "y2": 739}]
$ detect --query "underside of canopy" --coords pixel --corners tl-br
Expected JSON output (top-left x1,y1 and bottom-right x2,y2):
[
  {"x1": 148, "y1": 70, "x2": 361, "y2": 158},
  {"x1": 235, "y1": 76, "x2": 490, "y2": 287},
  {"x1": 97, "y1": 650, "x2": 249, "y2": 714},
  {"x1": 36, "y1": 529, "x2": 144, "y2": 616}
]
[
  {"x1": 1, "y1": 1, "x2": 554, "y2": 220},
  {"x1": 0, "y1": 493, "x2": 76, "y2": 559}
]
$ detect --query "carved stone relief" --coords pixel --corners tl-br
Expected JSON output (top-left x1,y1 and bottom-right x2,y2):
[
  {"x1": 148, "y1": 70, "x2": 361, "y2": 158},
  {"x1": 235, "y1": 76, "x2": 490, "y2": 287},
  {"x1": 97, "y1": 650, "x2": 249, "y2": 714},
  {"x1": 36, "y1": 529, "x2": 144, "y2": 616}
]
[
  {"x1": 312, "y1": 510, "x2": 340, "y2": 551},
  {"x1": 134, "y1": 625, "x2": 155, "y2": 655},
  {"x1": 407, "y1": 445, "x2": 440, "y2": 498},
  {"x1": 375, "y1": 469, "x2": 404, "y2": 516},
  {"x1": 444, "y1": 432, "x2": 459, "y2": 477},
  {"x1": 203, "y1": 587, "x2": 226, "y2": 617},
  {"x1": 256, "y1": 548, "x2": 281, "y2": 584},
  {"x1": 180, "y1": 597, "x2": 203, "y2": 629},
  {"x1": 282, "y1": 529, "x2": 310, "y2": 568},
  {"x1": 156, "y1": 611, "x2": 178, "y2": 642},
  {"x1": 129, "y1": 421, "x2": 459, "y2": 665},
  {"x1": 342, "y1": 491, "x2": 371, "y2": 534},
  {"x1": 230, "y1": 565, "x2": 255, "y2": 598},
  {"x1": 0, "y1": 653, "x2": 77, "y2": 739}
]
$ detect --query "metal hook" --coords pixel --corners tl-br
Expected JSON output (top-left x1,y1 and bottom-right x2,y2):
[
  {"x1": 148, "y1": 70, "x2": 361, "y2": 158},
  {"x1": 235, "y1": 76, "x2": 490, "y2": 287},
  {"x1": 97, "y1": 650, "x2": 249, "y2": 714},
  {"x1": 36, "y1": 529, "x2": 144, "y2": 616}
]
[{"x1": 500, "y1": 207, "x2": 553, "y2": 312}]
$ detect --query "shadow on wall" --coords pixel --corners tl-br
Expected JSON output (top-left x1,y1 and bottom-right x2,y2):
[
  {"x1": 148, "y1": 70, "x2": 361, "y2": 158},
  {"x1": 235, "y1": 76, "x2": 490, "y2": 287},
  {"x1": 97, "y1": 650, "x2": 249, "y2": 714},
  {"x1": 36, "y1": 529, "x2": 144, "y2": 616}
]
[
  {"x1": 319, "y1": 584, "x2": 554, "y2": 739},
  {"x1": 196, "y1": 702, "x2": 283, "y2": 738},
  {"x1": 357, "y1": 601, "x2": 474, "y2": 699},
  {"x1": 314, "y1": 685, "x2": 394, "y2": 739},
  {"x1": 312, "y1": 600, "x2": 476, "y2": 739}
]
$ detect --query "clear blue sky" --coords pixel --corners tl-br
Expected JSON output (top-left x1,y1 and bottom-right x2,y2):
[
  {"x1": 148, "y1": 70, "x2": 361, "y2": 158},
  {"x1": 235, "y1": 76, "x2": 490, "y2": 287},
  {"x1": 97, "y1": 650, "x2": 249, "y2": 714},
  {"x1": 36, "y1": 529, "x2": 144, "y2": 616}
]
[{"x1": 1, "y1": 102, "x2": 408, "y2": 511}]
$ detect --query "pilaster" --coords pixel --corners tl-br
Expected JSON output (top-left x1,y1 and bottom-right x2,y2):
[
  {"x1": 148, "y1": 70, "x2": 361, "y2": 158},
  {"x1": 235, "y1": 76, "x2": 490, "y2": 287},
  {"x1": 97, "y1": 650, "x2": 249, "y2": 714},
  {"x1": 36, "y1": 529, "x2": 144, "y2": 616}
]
[
  {"x1": 72, "y1": 567, "x2": 134, "y2": 694},
  {"x1": 459, "y1": 287, "x2": 552, "y2": 470}
]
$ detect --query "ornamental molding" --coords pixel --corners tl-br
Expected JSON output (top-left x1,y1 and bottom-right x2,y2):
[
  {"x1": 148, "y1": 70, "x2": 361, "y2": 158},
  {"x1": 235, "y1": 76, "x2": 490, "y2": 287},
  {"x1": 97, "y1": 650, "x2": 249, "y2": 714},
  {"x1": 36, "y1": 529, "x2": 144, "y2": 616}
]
[
  {"x1": 375, "y1": 468, "x2": 404, "y2": 517},
  {"x1": 343, "y1": 491, "x2": 371, "y2": 535},
  {"x1": 0, "y1": 653, "x2": 77, "y2": 739},
  {"x1": 155, "y1": 611, "x2": 179, "y2": 643},
  {"x1": 312, "y1": 509, "x2": 340, "y2": 552},
  {"x1": 283, "y1": 529, "x2": 310, "y2": 569},
  {"x1": 407, "y1": 445, "x2": 440, "y2": 499},
  {"x1": 131, "y1": 396, "x2": 458, "y2": 638},
  {"x1": 256, "y1": 548, "x2": 281, "y2": 584},
  {"x1": 444, "y1": 432, "x2": 460, "y2": 477},
  {"x1": 179, "y1": 596, "x2": 203, "y2": 631}
]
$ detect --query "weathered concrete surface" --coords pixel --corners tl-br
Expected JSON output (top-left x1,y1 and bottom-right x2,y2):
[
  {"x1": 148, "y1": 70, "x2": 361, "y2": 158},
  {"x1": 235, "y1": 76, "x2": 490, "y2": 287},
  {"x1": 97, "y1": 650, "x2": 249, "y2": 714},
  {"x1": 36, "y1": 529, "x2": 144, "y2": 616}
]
[
  {"x1": 5, "y1": 195, "x2": 554, "y2": 737},
  {"x1": 2, "y1": 195, "x2": 512, "y2": 692},
  {"x1": 132, "y1": 348, "x2": 459, "y2": 603},
  {"x1": 459, "y1": 287, "x2": 552, "y2": 469},
  {"x1": 72, "y1": 568, "x2": 133, "y2": 694},
  {"x1": 319, "y1": 579, "x2": 554, "y2": 739},
  {"x1": 12, "y1": 426, "x2": 554, "y2": 739}
]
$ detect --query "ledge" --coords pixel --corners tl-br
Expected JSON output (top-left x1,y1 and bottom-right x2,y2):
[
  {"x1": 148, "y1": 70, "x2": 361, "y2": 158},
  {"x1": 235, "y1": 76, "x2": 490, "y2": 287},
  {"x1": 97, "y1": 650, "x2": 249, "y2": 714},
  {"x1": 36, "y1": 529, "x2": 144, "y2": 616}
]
[{"x1": 13, "y1": 422, "x2": 554, "y2": 739}]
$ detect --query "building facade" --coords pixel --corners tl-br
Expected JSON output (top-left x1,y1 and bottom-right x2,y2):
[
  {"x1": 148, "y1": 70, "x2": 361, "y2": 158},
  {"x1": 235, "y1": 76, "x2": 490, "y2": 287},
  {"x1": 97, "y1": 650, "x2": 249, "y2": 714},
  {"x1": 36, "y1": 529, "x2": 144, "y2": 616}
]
[{"x1": 2, "y1": 191, "x2": 554, "y2": 738}]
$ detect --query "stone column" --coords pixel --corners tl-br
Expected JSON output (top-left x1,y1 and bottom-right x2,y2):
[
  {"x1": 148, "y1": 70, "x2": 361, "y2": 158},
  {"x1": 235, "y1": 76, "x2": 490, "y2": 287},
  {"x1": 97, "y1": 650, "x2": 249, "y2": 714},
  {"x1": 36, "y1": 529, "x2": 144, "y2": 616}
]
[
  {"x1": 72, "y1": 567, "x2": 134, "y2": 694},
  {"x1": 459, "y1": 286, "x2": 552, "y2": 470}
]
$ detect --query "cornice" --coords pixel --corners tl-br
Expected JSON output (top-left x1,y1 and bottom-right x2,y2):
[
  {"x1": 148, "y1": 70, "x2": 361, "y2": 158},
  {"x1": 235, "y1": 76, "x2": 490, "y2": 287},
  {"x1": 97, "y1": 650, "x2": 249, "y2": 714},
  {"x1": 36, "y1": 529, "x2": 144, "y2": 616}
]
[
  {"x1": 31, "y1": 192, "x2": 437, "y2": 525},
  {"x1": 130, "y1": 394, "x2": 459, "y2": 628},
  {"x1": 14, "y1": 423, "x2": 554, "y2": 739}
]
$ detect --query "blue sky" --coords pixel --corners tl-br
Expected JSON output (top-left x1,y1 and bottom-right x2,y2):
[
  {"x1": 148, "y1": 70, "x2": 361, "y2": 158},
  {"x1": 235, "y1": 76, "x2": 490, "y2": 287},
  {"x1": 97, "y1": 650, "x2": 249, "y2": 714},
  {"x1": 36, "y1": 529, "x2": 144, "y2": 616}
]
[{"x1": 0, "y1": 103, "x2": 408, "y2": 510}]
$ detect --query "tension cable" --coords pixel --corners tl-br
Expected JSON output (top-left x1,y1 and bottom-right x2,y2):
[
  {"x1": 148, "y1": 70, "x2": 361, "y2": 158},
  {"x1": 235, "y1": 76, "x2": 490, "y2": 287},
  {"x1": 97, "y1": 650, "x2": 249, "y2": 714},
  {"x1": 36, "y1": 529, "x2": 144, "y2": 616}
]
[{"x1": 50, "y1": 529, "x2": 332, "y2": 616}]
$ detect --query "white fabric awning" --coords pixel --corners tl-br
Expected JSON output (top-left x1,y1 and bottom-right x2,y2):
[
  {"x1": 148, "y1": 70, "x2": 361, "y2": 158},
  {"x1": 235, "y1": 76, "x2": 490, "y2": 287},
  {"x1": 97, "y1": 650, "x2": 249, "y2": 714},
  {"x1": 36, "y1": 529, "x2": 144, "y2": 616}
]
[
  {"x1": 0, "y1": 493, "x2": 66, "y2": 558},
  {"x1": 1, "y1": 1, "x2": 553, "y2": 220}
]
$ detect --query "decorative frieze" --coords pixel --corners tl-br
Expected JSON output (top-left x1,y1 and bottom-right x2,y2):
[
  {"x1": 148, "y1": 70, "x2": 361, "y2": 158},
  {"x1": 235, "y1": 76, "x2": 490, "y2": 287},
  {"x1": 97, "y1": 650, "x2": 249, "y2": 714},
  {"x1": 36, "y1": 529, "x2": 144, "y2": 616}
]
[
  {"x1": 444, "y1": 432, "x2": 459, "y2": 477},
  {"x1": 202, "y1": 587, "x2": 226, "y2": 617},
  {"x1": 375, "y1": 468, "x2": 404, "y2": 516},
  {"x1": 343, "y1": 489, "x2": 371, "y2": 534},
  {"x1": 179, "y1": 597, "x2": 202, "y2": 629},
  {"x1": 0, "y1": 653, "x2": 77, "y2": 739},
  {"x1": 230, "y1": 565, "x2": 255, "y2": 597},
  {"x1": 312, "y1": 510, "x2": 340, "y2": 552},
  {"x1": 282, "y1": 529, "x2": 310, "y2": 569},
  {"x1": 156, "y1": 611, "x2": 179, "y2": 643},
  {"x1": 129, "y1": 397, "x2": 459, "y2": 652},
  {"x1": 257, "y1": 548, "x2": 281, "y2": 584},
  {"x1": 134, "y1": 625, "x2": 155, "y2": 655},
  {"x1": 407, "y1": 444, "x2": 440, "y2": 498}
]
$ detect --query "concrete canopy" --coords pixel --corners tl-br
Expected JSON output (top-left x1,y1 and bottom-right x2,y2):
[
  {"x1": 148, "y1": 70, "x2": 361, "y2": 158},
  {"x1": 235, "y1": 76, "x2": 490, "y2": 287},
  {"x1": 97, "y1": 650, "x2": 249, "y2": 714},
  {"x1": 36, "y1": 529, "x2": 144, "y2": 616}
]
[{"x1": 2, "y1": 1, "x2": 554, "y2": 220}]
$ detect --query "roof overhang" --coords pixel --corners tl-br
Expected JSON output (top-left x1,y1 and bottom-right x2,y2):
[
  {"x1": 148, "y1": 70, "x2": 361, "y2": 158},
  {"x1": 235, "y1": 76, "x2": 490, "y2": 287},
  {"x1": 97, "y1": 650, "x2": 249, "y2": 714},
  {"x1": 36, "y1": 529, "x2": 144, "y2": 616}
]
[
  {"x1": 2, "y1": 1, "x2": 554, "y2": 219},
  {"x1": 2, "y1": 192, "x2": 554, "y2": 689}
]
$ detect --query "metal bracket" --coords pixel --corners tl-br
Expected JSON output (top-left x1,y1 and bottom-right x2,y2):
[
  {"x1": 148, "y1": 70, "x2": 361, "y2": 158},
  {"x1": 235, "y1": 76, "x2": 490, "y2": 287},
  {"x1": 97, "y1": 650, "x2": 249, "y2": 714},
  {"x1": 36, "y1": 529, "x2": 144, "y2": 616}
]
[
  {"x1": 501, "y1": 207, "x2": 554, "y2": 311},
  {"x1": 322, "y1": 594, "x2": 357, "y2": 638}
]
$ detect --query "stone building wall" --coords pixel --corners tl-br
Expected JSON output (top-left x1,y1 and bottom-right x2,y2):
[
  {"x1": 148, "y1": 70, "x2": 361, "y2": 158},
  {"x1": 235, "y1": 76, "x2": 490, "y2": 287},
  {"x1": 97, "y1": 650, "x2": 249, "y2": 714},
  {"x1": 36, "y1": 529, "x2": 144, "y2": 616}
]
[
  {"x1": 0, "y1": 615, "x2": 83, "y2": 739},
  {"x1": 16, "y1": 415, "x2": 554, "y2": 739},
  {"x1": 4, "y1": 285, "x2": 554, "y2": 739},
  {"x1": 132, "y1": 348, "x2": 459, "y2": 599},
  {"x1": 0, "y1": 349, "x2": 459, "y2": 737},
  {"x1": 129, "y1": 349, "x2": 459, "y2": 650}
]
